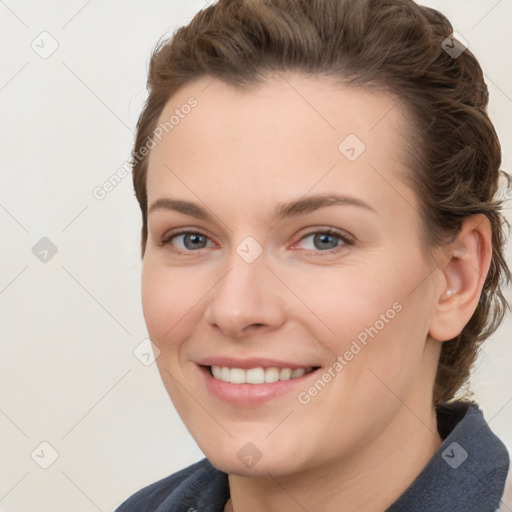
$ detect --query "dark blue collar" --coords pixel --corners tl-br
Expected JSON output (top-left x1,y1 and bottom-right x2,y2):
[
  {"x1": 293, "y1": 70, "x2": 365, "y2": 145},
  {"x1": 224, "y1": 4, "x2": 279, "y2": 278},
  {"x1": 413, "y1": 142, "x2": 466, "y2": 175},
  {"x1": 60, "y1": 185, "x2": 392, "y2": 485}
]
[{"x1": 387, "y1": 401, "x2": 509, "y2": 511}]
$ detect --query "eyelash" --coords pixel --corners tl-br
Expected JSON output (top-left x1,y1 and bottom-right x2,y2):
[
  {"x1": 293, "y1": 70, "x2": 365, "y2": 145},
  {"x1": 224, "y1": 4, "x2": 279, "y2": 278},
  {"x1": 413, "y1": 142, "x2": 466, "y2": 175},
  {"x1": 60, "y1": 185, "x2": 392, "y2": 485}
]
[{"x1": 159, "y1": 228, "x2": 354, "y2": 257}]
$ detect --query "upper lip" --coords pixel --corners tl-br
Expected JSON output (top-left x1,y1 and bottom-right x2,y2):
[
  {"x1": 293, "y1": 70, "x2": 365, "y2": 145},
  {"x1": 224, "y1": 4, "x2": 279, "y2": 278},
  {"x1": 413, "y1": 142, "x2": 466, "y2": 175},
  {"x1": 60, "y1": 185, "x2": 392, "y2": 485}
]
[{"x1": 197, "y1": 357, "x2": 320, "y2": 370}]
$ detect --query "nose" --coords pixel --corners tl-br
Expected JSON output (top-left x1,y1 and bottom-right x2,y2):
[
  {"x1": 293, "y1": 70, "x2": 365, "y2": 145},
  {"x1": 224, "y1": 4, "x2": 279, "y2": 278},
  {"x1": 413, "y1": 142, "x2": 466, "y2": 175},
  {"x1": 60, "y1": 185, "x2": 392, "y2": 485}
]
[{"x1": 204, "y1": 249, "x2": 286, "y2": 339}]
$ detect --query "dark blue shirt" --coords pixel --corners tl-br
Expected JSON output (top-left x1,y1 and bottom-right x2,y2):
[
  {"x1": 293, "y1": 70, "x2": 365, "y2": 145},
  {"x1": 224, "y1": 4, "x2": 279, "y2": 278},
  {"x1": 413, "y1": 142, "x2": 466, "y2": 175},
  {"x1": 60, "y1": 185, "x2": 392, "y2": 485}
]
[{"x1": 115, "y1": 402, "x2": 509, "y2": 511}]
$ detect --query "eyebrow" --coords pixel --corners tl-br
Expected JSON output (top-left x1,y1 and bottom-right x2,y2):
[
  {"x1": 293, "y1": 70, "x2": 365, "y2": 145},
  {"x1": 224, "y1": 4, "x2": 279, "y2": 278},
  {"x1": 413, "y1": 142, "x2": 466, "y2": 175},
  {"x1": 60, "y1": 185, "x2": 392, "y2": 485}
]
[{"x1": 147, "y1": 193, "x2": 377, "y2": 222}]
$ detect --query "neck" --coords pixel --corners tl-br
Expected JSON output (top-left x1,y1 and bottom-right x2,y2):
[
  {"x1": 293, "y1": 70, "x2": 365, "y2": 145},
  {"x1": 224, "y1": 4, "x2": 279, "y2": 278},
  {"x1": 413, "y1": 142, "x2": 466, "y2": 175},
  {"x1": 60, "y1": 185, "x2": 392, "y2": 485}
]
[{"x1": 226, "y1": 402, "x2": 442, "y2": 512}]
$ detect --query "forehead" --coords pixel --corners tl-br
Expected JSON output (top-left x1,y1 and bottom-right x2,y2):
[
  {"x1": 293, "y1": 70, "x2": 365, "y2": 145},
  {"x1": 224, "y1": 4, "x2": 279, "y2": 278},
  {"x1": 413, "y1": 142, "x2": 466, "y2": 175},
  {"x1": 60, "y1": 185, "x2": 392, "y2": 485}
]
[{"x1": 146, "y1": 73, "x2": 416, "y2": 217}]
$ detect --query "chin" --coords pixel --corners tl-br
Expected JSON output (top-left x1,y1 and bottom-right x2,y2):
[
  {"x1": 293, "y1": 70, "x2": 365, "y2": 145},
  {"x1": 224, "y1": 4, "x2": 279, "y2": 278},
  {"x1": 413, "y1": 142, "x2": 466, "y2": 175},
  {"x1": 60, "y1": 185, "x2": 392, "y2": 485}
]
[
  {"x1": 205, "y1": 451, "x2": 297, "y2": 478},
  {"x1": 195, "y1": 433, "x2": 315, "y2": 478}
]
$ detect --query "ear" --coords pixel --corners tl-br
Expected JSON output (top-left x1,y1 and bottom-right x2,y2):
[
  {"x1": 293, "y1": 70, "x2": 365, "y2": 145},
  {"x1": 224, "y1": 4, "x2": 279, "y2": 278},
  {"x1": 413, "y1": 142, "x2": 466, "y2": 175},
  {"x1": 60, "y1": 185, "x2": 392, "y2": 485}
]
[{"x1": 428, "y1": 214, "x2": 493, "y2": 342}]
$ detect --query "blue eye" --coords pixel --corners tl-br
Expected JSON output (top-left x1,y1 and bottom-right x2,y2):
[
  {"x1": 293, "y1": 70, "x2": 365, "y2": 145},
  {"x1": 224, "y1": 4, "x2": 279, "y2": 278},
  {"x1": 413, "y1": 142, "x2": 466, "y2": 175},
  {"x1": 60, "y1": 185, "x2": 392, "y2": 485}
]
[
  {"x1": 296, "y1": 229, "x2": 353, "y2": 253},
  {"x1": 161, "y1": 231, "x2": 214, "y2": 251}
]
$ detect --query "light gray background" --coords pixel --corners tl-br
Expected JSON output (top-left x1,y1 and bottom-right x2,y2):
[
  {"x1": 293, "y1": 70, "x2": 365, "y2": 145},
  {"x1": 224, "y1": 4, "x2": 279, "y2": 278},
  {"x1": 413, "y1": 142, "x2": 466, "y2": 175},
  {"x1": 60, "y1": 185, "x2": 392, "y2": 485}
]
[{"x1": 1, "y1": 1, "x2": 511, "y2": 511}]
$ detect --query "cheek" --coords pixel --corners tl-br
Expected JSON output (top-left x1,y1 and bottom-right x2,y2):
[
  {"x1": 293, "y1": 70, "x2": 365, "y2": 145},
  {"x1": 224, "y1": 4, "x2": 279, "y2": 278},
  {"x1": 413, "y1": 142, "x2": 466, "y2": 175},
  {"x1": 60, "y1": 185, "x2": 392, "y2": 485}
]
[
  {"x1": 141, "y1": 262, "x2": 205, "y2": 411},
  {"x1": 141, "y1": 260, "x2": 203, "y2": 346},
  {"x1": 294, "y1": 257, "x2": 429, "y2": 382},
  {"x1": 284, "y1": 261, "x2": 403, "y2": 344}
]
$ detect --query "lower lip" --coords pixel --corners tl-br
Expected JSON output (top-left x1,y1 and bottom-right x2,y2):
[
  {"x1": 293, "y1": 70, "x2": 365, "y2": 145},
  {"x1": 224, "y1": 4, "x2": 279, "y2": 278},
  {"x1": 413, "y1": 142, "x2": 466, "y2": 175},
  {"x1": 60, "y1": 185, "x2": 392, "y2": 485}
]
[{"x1": 199, "y1": 365, "x2": 320, "y2": 406}]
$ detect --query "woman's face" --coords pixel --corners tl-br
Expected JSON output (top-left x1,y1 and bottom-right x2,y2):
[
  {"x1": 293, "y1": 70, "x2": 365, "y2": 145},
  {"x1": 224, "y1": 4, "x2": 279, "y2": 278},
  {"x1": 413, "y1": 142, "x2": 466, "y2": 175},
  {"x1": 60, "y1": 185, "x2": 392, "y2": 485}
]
[{"x1": 141, "y1": 74, "x2": 444, "y2": 476}]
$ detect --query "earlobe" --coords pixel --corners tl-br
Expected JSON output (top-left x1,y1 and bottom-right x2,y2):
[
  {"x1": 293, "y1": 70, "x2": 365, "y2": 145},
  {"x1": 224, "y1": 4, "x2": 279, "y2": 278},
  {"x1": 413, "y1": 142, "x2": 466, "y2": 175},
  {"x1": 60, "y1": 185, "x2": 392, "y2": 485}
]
[{"x1": 428, "y1": 214, "x2": 492, "y2": 342}]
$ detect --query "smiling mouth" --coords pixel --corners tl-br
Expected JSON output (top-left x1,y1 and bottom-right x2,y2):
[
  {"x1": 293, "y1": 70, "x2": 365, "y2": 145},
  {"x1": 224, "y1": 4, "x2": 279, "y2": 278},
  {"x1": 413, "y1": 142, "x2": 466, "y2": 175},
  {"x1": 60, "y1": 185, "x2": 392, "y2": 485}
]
[{"x1": 208, "y1": 365, "x2": 318, "y2": 384}]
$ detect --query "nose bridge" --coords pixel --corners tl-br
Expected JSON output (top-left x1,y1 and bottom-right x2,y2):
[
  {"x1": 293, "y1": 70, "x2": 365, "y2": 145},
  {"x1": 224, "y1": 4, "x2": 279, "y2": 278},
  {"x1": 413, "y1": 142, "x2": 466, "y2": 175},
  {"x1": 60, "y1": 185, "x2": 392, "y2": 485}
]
[
  {"x1": 206, "y1": 239, "x2": 284, "y2": 335},
  {"x1": 215, "y1": 245, "x2": 268, "y2": 314}
]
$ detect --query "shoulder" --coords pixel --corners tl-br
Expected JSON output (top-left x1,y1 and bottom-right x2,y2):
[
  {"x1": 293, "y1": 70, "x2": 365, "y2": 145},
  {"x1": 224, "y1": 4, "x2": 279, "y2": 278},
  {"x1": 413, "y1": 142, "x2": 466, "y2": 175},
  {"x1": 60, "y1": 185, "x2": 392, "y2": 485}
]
[{"x1": 114, "y1": 458, "x2": 229, "y2": 512}]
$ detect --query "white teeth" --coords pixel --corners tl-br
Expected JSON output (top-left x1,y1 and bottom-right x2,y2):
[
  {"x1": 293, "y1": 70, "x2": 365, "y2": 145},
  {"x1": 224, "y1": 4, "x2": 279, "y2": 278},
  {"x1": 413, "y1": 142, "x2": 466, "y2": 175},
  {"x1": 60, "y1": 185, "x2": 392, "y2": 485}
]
[
  {"x1": 229, "y1": 368, "x2": 246, "y2": 384},
  {"x1": 246, "y1": 367, "x2": 265, "y2": 384},
  {"x1": 264, "y1": 367, "x2": 280, "y2": 383},
  {"x1": 220, "y1": 366, "x2": 230, "y2": 381},
  {"x1": 211, "y1": 366, "x2": 222, "y2": 379},
  {"x1": 210, "y1": 365, "x2": 312, "y2": 384},
  {"x1": 279, "y1": 368, "x2": 292, "y2": 380},
  {"x1": 291, "y1": 368, "x2": 306, "y2": 379}
]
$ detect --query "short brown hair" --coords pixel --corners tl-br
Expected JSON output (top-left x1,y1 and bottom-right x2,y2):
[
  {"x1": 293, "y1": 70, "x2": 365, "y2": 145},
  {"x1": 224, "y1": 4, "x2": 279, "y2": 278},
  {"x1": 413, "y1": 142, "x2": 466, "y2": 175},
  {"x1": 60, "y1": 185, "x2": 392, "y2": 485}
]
[{"x1": 132, "y1": 0, "x2": 511, "y2": 404}]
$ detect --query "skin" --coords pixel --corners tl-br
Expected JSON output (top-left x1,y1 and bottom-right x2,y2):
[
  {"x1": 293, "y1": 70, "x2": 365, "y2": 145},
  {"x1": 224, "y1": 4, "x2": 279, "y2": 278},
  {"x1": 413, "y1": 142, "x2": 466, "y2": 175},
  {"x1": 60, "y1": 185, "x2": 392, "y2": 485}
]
[{"x1": 141, "y1": 73, "x2": 492, "y2": 512}]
